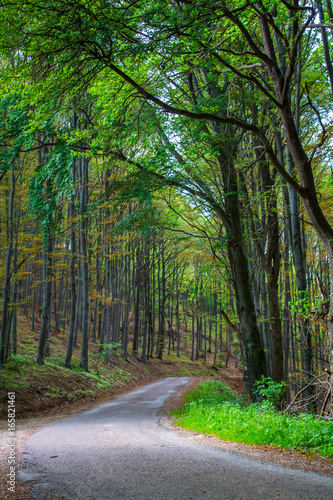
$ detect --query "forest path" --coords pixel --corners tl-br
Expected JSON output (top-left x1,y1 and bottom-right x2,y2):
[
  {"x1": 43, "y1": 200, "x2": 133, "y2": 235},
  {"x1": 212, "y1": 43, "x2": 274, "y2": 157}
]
[{"x1": 19, "y1": 377, "x2": 333, "y2": 500}]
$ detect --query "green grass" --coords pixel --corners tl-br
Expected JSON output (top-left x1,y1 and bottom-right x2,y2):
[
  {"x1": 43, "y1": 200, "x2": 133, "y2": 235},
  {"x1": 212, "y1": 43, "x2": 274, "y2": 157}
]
[{"x1": 174, "y1": 380, "x2": 333, "y2": 458}]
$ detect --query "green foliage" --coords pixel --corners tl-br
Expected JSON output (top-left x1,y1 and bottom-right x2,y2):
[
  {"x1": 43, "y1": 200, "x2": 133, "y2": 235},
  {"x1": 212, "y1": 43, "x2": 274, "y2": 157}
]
[
  {"x1": 4, "y1": 354, "x2": 32, "y2": 371},
  {"x1": 289, "y1": 290, "x2": 310, "y2": 317},
  {"x1": 75, "y1": 389, "x2": 95, "y2": 398},
  {"x1": 182, "y1": 379, "x2": 244, "y2": 408},
  {"x1": 114, "y1": 200, "x2": 159, "y2": 235},
  {"x1": 29, "y1": 145, "x2": 74, "y2": 240},
  {"x1": 98, "y1": 343, "x2": 122, "y2": 362},
  {"x1": 110, "y1": 367, "x2": 131, "y2": 385},
  {"x1": 46, "y1": 356, "x2": 67, "y2": 368},
  {"x1": 175, "y1": 380, "x2": 333, "y2": 457},
  {"x1": 0, "y1": 94, "x2": 32, "y2": 171},
  {"x1": 0, "y1": 355, "x2": 32, "y2": 390},
  {"x1": 254, "y1": 376, "x2": 287, "y2": 408},
  {"x1": 45, "y1": 385, "x2": 72, "y2": 399}
]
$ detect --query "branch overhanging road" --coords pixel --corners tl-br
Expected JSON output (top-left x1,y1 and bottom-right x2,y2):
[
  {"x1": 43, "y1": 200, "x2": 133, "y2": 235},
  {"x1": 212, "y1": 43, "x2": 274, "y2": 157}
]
[{"x1": 19, "y1": 377, "x2": 333, "y2": 499}]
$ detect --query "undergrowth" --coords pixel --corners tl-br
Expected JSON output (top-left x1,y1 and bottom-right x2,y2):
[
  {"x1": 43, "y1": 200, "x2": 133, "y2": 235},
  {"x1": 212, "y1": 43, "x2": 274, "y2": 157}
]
[{"x1": 173, "y1": 380, "x2": 333, "y2": 458}]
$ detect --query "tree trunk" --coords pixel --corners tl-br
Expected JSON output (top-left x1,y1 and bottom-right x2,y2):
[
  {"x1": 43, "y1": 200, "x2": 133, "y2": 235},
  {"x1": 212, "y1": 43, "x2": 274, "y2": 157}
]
[
  {"x1": 0, "y1": 170, "x2": 16, "y2": 366},
  {"x1": 222, "y1": 157, "x2": 267, "y2": 398},
  {"x1": 36, "y1": 228, "x2": 53, "y2": 365},
  {"x1": 79, "y1": 156, "x2": 90, "y2": 371},
  {"x1": 64, "y1": 163, "x2": 77, "y2": 368}
]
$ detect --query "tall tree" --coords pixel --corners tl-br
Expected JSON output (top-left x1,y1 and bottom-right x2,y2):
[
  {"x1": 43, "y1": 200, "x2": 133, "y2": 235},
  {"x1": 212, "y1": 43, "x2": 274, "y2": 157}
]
[{"x1": 1, "y1": 0, "x2": 332, "y2": 405}]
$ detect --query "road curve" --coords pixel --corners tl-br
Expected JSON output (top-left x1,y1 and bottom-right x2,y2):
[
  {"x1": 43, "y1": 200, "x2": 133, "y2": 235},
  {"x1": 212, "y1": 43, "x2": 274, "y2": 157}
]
[{"x1": 19, "y1": 377, "x2": 333, "y2": 500}]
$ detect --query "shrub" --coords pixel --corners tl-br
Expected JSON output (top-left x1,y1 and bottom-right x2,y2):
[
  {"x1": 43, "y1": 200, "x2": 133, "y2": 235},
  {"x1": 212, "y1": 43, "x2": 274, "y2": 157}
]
[{"x1": 254, "y1": 376, "x2": 287, "y2": 407}]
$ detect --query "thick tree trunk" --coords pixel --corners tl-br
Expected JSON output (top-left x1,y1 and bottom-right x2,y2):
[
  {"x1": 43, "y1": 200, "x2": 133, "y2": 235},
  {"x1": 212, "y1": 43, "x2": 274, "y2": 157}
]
[
  {"x1": 263, "y1": 177, "x2": 283, "y2": 383},
  {"x1": 222, "y1": 157, "x2": 268, "y2": 398},
  {"x1": 227, "y1": 241, "x2": 267, "y2": 397}
]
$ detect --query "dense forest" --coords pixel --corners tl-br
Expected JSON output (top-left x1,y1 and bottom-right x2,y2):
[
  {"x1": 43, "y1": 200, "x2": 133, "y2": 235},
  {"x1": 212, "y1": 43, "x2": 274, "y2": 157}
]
[{"x1": 0, "y1": 0, "x2": 332, "y2": 414}]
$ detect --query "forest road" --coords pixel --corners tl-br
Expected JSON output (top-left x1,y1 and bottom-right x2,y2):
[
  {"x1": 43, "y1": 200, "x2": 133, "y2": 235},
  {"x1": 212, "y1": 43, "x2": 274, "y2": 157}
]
[{"x1": 19, "y1": 377, "x2": 333, "y2": 500}]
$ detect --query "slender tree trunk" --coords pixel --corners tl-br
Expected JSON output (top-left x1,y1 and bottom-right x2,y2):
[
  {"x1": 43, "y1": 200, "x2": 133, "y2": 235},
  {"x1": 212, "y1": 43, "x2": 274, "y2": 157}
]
[
  {"x1": 64, "y1": 164, "x2": 77, "y2": 368},
  {"x1": 285, "y1": 145, "x2": 313, "y2": 397},
  {"x1": 0, "y1": 170, "x2": 16, "y2": 366},
  {"x1": 79, "y1": 156, "x2": 90, "y2": 371},
  {"x1": 157, "y1": 240, "x2": 166, "y2": 359},
  {"x1": 36, "y1": 228, "x2": 53, "y2": 365},
  {"x1": 9, "y1": 245, "x2": 18, "y2": 357},
  {"x1": 176, "y1": 277, "x2": 181, "y2": 357}
]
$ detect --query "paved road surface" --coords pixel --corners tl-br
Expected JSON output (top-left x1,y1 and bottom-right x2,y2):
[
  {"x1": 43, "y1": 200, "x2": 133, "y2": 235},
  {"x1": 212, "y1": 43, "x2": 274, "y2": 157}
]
[{"x1": 19, "y1": 377, "x2": 333, "y2": 499}]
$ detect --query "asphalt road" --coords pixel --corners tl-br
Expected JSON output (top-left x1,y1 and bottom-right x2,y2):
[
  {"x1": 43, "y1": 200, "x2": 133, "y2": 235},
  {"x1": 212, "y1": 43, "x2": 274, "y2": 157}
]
[{"x1": 19, "y1": 377, "x2": 333, "y2": 499}]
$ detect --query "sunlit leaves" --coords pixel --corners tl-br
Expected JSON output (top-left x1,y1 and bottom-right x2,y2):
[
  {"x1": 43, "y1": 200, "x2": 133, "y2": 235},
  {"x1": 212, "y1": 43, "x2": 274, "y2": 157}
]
[{"x1": 29, "y1": 146, "x2": 74, "y2": 238}]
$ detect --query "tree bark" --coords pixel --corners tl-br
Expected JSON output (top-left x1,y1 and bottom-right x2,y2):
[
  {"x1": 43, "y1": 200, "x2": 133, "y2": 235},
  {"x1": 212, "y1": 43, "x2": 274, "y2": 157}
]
[
  {"x1": 79, "y1": 155, "x2": 90, "y2": 371},
  {"x1": 36, "y1": 228, "x2": 53, "y2": 365},
  {"x1": 64, "y1": 160, "x2": 77, "y2": 368},
  {"x1": 0, "y1": 170, "x2": 16, "y2": 366}
]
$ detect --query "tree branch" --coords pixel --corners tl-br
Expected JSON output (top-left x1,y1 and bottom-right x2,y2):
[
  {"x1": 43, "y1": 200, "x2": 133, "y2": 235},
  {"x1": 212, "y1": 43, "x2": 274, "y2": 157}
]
[{"x1": 106, "y1": 62, "x2": 306, "y2": 197}]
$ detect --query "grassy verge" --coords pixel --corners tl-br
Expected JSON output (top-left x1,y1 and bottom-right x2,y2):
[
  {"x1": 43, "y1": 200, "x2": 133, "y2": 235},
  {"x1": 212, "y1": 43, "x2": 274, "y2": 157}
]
[{"x1": 173, "y1": 379, "x2": 333, "y2": 458}]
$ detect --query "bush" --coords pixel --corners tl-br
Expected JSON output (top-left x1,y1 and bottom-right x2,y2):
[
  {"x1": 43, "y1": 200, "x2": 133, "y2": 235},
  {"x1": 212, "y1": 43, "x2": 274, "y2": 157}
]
[{"x1": 254, "y1": 376, "x2": 287, "y2": 407}]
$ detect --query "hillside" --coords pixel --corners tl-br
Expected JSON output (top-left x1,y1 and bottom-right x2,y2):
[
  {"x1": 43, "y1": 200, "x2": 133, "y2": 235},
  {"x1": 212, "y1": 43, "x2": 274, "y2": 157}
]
[{"x1": 0, "y1": 313, "x2": 242, "y2": 420}]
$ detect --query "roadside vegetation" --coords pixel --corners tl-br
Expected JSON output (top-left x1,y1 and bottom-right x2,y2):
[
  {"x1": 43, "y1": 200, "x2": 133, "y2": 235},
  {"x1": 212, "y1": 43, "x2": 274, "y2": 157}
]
[{"x1": 173, "y1": 380, "x2": 333, "y2": 458}]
